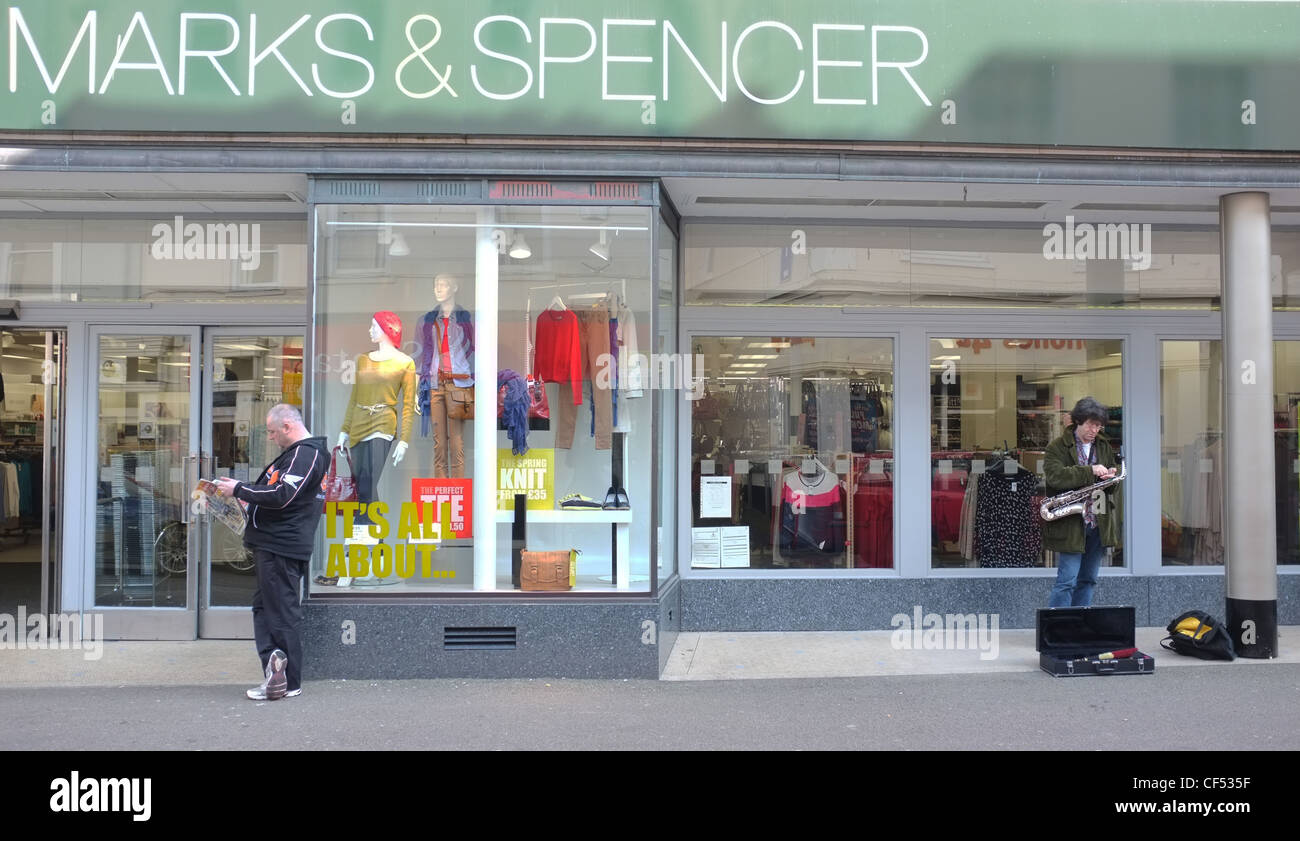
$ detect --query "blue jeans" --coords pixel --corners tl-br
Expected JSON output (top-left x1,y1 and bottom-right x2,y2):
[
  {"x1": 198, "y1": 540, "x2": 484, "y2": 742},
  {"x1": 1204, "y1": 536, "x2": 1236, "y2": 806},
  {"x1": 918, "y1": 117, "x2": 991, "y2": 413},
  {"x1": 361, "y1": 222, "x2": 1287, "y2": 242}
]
[{"x1": 1049, "y1": 525, "x2": 1103, "y2": 607}]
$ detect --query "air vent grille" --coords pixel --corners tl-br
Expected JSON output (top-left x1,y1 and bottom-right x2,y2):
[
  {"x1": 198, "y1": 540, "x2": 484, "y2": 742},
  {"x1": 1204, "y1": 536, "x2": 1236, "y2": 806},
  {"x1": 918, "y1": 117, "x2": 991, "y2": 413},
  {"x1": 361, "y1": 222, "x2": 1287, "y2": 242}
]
[
  {"x1": 592, "y1": 182, "x2": 641, "y2": 201},
  {"x1": 495, "y1": 181, "x2": 554, "y2": 199},
  {"x1": 417, "y1": 181, "x2": 469, "y2": 198},
  {"x1": 444, "y1": 626, "x2": 517, "y2": 650},
  {"x1": 328, "y1": 181, "x2": 382, "y2": 197}
]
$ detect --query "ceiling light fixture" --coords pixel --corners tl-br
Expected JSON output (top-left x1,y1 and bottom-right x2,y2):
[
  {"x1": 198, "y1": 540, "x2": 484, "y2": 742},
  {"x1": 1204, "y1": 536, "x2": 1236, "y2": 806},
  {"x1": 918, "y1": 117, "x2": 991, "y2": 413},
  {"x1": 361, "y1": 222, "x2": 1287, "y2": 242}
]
[{"x1": 509, "y1": 232, "x2": 532, "y2": 259}]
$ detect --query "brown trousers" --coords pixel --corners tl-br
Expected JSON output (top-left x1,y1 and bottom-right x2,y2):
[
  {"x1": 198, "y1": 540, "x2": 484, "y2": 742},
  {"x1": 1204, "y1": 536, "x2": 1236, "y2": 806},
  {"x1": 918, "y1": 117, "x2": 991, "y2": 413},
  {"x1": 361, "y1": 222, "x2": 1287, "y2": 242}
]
[
  {"x1": 555, "y1": 308, "x2": 612, "y2": 450},
  {"x1": 428, "y1": 381, "x2": 466, "y2": 477}
]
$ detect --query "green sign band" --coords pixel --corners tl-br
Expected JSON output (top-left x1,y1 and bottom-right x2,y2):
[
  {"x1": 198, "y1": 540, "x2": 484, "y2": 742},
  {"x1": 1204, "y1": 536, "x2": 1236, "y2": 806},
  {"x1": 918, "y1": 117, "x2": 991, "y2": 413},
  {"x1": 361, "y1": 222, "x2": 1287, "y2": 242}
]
[{"x1": 2, "y1": 0, "x2": 1297, "y2": 149}]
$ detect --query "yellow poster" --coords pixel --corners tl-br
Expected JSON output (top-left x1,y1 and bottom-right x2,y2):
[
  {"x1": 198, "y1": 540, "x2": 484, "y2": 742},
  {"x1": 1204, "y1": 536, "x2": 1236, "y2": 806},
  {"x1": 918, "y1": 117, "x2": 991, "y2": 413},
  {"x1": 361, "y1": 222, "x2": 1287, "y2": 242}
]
[{"x1": 497, "y1": 448, "x2": 554, "y2": 510}]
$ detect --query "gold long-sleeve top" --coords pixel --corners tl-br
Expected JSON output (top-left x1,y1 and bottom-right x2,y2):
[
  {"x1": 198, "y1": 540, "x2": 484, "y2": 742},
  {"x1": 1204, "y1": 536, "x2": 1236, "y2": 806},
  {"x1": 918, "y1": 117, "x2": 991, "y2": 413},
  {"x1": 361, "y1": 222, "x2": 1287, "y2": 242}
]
[{"x1": 341, "y1": 353, "x2": 417, "y2": 443}]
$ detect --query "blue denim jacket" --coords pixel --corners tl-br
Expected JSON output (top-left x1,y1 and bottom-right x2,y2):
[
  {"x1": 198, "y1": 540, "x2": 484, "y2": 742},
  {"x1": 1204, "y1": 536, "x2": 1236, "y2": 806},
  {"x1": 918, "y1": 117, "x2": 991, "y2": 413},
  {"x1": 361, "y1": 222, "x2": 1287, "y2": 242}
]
[{"x1": 418, "y1": 306, "x2": 474, "y2": 436}]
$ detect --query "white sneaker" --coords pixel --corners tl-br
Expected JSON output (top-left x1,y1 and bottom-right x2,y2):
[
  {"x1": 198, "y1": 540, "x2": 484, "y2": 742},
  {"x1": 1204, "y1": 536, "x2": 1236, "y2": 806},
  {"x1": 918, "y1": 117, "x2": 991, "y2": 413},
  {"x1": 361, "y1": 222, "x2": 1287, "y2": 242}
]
[{"x1": 246, "y1": 649, "x2": 288, "y2": 700}]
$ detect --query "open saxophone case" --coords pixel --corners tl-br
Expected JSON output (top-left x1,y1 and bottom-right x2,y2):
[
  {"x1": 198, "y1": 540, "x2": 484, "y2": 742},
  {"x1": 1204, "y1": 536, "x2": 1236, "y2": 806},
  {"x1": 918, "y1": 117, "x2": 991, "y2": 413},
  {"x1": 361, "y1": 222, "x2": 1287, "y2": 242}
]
[{"x1": 1036, "y1": 606, "x2": 1155, "y2": 677}]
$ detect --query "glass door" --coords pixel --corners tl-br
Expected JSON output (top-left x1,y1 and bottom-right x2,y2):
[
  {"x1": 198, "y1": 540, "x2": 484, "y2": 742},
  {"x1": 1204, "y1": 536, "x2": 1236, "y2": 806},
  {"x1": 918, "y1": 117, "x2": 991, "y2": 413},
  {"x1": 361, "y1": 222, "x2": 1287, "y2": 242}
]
[
  {"x1": 0, "y1": 329, "x2": 64, "y2": 621},
  {"x1": 91, "y1": 328, "x2": 202, "y2": 638},
  {"x1": 199, "y1": 330, "x2": 305, "y2": 638}
]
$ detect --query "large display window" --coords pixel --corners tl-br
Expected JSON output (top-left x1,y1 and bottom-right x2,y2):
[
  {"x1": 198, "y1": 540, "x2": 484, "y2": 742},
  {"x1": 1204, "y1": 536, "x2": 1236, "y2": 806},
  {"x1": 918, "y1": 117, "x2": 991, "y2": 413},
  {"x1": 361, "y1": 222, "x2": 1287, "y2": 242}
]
[
  {"x1": 312, "y1": 202, "x2": 655, "y2": 593},
  {"x1": 689, "y1": 336, "x2": 894, "y2": 570},
  {"x1": 929, "y1": 338, "x2": 1125, "y2": 569},
  {"x1": 1160, "y1": 340, "x2": 1300, "y2": 566}
]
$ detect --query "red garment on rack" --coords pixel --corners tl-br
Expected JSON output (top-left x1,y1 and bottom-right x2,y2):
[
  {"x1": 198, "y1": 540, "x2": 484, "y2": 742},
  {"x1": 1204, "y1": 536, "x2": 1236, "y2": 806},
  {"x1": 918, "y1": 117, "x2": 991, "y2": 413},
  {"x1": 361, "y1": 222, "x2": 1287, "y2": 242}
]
[
  {"x1": 534, "y1": 309, "x2": 582, "y2": 403},
  {"x1": 853, "y1": 474, "x2": 894, "y2": 568}
]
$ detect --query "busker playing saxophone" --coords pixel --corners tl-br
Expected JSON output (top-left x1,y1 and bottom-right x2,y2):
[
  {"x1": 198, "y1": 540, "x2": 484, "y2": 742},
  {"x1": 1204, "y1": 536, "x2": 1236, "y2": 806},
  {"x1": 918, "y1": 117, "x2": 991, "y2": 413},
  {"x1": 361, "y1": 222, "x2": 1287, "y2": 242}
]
[{"x1": 1042, "y1": 397, "x2": 1121, "y2": 607}]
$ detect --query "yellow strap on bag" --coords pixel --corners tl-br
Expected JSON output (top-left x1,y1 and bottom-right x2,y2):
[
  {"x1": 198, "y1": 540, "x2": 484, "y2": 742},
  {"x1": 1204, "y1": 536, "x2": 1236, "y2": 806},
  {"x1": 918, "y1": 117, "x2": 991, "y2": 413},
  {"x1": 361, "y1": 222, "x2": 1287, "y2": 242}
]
[{"x1": 569, "y1": 549, "x2": 580, "y2": 588}]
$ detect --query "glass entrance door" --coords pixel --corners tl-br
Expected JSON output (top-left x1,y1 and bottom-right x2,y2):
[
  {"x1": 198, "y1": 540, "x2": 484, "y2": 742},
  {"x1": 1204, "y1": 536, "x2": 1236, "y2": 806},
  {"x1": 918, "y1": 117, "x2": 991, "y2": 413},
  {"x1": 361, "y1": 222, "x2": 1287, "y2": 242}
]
[
  {"x1": 0, "y1": 329, "x2": 64, "y2": 622},
  {"x1": 199, "y1": 330, "x2": 305, "y2": 638},
  {"x1": 90, "y1": 327, "x2": 304, "y2": 639},
  {"x1": 92, "y1": 329, "x2": 202, "y2": 638}
]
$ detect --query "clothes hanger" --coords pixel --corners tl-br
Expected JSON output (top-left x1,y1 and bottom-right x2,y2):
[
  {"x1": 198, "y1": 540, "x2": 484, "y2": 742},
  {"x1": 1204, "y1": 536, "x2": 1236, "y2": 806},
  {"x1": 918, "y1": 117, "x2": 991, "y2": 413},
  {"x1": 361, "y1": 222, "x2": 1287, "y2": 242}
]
[{"x1": 548, "y1": 295, "x2": 567, "y2": 311}]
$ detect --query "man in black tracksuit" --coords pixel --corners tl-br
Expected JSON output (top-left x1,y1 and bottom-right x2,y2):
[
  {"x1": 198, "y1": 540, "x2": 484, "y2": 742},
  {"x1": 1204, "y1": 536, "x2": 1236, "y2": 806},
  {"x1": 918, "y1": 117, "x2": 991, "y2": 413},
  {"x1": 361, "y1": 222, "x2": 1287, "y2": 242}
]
[{"x1": 215, "y1": 404, "x2": 328, "y2": 700}]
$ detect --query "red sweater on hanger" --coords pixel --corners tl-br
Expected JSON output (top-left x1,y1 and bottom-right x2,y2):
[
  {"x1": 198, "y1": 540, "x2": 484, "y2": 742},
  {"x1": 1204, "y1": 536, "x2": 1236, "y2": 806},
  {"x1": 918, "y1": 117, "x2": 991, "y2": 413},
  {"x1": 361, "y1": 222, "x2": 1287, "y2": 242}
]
[{"x1": 534, "y1": 309, "x2": 583, "y2": 404}]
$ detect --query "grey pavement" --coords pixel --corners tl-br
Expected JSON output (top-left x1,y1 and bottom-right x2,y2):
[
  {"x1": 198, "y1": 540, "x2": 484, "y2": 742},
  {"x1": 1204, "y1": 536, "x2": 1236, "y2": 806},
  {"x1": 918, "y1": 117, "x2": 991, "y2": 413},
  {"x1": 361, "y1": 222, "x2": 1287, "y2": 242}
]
[{"x1": 2, "y1": 629, "x2": 1298, "y2": 750}]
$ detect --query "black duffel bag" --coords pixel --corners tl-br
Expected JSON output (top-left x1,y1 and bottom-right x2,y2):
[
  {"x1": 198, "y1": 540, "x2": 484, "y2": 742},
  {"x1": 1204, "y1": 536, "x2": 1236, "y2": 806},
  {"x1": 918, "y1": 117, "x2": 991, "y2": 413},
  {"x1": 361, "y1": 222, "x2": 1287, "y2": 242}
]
[{"x1": 1160, "y1": 610, "x2": 1236, "y2": 661}]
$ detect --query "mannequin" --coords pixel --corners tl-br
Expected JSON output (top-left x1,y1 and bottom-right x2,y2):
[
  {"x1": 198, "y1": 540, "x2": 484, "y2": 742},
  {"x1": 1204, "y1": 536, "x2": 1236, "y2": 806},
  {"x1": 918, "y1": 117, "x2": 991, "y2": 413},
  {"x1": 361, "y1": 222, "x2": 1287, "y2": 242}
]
[
  {"x1": 418, "y1": 273, "x2": 474, "y2": 478},
  {"x1": 337, "y1": 311, "x2": 415, "y2": 526}
]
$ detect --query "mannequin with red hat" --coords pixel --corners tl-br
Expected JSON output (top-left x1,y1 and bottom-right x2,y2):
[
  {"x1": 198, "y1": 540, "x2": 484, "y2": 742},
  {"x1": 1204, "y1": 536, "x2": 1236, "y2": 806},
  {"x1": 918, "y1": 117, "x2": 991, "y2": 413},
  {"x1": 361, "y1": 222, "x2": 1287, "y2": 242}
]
[{"x1": 336, "y1": 311, "x2": 415, "y2": 527}]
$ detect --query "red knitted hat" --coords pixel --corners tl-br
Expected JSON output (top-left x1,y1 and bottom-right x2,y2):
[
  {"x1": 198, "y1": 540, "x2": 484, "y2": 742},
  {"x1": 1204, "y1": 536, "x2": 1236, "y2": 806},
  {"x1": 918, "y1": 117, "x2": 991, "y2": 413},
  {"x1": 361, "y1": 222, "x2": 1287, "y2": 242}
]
[{"x1": 373, "y1": 311, "x2": 402, "y2": 346}]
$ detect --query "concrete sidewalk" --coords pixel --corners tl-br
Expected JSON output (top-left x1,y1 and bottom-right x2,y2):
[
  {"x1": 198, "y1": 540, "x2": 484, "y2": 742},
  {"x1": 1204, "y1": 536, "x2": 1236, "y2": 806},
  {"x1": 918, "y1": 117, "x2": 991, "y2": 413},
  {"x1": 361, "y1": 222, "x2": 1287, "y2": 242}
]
[
  {"x1": 661, "y1": 626, "x2": 1300, "y2": 680},
  {"x1": 0, "y1": 626, "x2": 1295, "y2": 687}
]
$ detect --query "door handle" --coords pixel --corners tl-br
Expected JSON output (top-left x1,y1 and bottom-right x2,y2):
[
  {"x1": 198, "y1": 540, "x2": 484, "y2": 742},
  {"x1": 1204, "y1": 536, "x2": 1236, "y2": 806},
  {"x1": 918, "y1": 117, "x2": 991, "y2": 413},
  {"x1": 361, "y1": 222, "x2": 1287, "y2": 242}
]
[
  {"x1": 182, "y1": 452, "x2": 199, "y2": 524},
  {"x1": 200, "y1": 454, "x2": 213, "y2": 518}
]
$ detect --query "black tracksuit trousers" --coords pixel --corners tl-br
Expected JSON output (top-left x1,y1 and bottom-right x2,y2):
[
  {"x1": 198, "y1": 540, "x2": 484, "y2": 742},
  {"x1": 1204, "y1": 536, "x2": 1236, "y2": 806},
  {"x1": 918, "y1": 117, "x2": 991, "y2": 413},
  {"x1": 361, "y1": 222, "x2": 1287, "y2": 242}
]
[{"x1": 251, "y1": 548, "x2": 307, "y2": 692}]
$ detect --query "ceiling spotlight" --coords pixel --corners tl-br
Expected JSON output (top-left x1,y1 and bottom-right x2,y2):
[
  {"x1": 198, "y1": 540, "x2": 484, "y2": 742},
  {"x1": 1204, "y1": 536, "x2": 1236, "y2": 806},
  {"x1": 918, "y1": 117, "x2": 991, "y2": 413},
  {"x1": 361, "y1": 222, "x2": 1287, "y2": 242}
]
[
  {"x1": 388, "y1": 232, "x2": 410, "y2": 257},
  {"x1": 588, "y1": 229, "x2": 610, "y2": 262},
  {"x1": 509, "y1": 231, "x2": 532, "y2": 259}
]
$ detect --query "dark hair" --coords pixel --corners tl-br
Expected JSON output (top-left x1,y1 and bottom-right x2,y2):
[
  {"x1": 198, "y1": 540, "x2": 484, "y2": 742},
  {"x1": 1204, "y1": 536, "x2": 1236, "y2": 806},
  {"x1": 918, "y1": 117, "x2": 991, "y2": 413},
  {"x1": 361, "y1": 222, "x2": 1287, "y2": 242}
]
[{"x1": 1070, "y1": 397, "x2": 1108, "y2": 427}]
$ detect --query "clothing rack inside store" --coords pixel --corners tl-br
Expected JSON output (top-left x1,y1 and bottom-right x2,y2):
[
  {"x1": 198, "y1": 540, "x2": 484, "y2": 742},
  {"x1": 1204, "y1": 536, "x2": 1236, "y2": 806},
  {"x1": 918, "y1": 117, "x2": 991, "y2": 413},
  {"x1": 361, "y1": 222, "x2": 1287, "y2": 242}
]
[
  {"x1": 0, "y1": 443, "x2": 41, "y2": 543},
  {"x1": 527, "y1": 279, "x2": 628, "y2": 308}
]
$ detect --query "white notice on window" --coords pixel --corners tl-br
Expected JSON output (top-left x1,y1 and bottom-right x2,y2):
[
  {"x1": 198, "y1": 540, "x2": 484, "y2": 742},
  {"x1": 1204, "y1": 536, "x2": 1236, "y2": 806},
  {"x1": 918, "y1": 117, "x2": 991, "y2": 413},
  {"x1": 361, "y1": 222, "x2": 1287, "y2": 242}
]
[
  {"x1": 699, "y1": 459, "x2": 715, "y2": 475},
  {"x1": 971, "y1": 459, "x2": 986, "y2": 475},
  {"x1": 835, "y1": 458, "x2": 850, "y2": 475},
  {"x1": 1167, "y1": 458, "x2": 1182, "y2": 474},
  {"x1": 699, "y1": 475, "x2": 732, "y2": 518},
  {"x1": 938, "y1": 459, "x2": 953, "y2": 474},
  {"x1": 720, "y1": 526, "x2": 750, "y2": 568},
  {"x1": 767, "y1": 459, "x2": 783, "y2": 475},
  {"x1": 734, "y1": 459, "x2": 750, "y2": 474},
  {"x1": 691, "y1": 527, "x2": 721, "y2": 568}
]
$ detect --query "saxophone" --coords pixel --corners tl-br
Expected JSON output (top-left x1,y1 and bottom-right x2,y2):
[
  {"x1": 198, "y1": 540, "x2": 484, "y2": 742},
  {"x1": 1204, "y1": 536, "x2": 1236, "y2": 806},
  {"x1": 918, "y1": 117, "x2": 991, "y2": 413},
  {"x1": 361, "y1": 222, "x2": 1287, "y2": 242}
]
[{"x1": 1039, "y1": 459, "x2": 1126, "y2": 522}]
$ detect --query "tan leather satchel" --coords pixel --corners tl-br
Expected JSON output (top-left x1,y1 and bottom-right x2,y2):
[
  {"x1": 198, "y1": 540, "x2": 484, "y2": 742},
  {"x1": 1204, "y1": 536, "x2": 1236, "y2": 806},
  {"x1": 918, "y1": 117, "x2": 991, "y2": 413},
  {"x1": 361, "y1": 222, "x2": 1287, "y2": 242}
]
[
  {"x1": 447, "y1": 386, "x2": 475, "y2": 420},
  {"x1": 520, "y1": 550, "x2": 573, "y2": 591}
]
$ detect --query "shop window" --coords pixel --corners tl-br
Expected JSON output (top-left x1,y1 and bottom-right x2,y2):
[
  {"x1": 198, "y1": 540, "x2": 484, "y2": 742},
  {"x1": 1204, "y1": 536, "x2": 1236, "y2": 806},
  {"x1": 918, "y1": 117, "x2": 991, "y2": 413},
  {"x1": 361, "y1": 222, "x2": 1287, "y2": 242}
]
[
  {"x1": 1275, "y1": 342, "x2": 1300, "y2": 566},
  {"x1": 930, "y1": 338, "x2": 1125, "y2": 569},
  {"x1": 0, "y1": 217, "x2": 306, "y2": 304},
  {"x1": 689, "y1": 337, "x2": 894, "y2": 570},
  {"x1": 684, "y1": 223, "x2": 1220, "y2": 310},
  {"x1": 1159, "y1": 341, "x2": 1222, "y2": 566},
  {"x1": 312, "y1": 203, "x2": 655, "y2": 592},
  {"x1": 1160, "y1": 340, "x2": 1300, "y2": 566}
]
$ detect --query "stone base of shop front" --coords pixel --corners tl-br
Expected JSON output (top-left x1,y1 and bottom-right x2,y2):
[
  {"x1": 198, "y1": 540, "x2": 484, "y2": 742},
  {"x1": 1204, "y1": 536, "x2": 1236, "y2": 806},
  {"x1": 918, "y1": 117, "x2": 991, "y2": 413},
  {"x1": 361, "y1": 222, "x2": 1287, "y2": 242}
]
[
  {"x1": 679, "y1": 575, "x2": 1300, "y2": 632},
  {"x1": 303, "y1": 578, "x2": 682, "y2": 680}
]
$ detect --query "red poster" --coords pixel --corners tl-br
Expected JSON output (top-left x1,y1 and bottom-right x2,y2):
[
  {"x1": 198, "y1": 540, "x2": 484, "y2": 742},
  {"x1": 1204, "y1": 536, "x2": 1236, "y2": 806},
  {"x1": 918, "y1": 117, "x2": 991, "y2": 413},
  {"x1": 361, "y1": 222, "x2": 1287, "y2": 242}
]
[{"x1": 410, "y1": 478, "x2": 473, "y2": 539}]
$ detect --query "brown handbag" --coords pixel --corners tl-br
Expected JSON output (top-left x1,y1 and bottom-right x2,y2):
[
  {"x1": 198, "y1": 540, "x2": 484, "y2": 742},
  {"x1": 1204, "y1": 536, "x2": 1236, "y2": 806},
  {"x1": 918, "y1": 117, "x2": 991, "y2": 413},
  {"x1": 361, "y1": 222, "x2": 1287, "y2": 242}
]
[
  {"x1": 446, "y1": 386, "x2": 475, "y2": 420},
  {"x1": 520, "y1": 550, "x2": 572, "y2": 591}
]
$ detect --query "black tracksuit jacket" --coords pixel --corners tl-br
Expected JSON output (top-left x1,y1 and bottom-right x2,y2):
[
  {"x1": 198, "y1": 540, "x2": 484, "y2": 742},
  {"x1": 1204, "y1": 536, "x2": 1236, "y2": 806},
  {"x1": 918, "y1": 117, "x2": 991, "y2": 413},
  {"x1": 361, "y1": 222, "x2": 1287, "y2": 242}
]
[{"x1": 232, "y1": 435, "x2": 329, "y2": 560}]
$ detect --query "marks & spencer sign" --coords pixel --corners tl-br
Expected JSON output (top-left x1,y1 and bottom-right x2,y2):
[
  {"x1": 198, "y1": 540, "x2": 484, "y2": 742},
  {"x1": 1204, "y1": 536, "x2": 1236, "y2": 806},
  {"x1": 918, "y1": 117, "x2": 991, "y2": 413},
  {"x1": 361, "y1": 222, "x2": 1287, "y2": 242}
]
[{"x1": 2, "y1": 1, "x2": 1299, "y2": 149}]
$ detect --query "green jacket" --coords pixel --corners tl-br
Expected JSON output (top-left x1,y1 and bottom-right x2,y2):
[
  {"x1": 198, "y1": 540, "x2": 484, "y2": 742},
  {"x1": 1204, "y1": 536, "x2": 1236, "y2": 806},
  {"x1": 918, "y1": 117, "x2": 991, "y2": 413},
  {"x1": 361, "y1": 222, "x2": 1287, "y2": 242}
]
[{"x1": 1040, "y1": 426, "x2": 1122, "y2": 553}]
